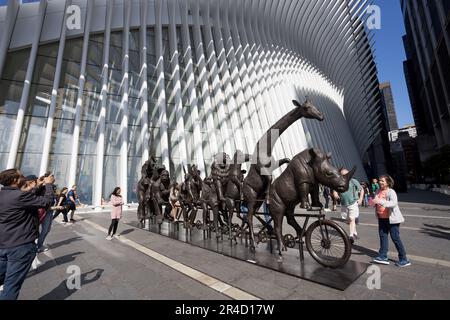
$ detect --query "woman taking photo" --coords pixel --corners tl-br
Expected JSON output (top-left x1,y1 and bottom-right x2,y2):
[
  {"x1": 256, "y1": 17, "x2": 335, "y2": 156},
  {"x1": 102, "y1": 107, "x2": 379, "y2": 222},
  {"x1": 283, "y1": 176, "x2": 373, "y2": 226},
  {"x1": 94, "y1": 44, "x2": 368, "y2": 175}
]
[
  {"x1": 52, "y1": 187, "x2": 69, "y2": 223},
  {"x1": 106, "y1": 187, "x2": 124, "y2": 240},
  {"x1": 372, "y1": 175, "x2": 411, "y2": 267}
]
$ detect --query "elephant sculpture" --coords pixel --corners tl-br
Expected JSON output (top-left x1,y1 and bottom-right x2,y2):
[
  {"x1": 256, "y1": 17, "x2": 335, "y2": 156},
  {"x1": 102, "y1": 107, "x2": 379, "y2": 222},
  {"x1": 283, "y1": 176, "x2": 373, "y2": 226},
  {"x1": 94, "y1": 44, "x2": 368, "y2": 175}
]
[{"x1": 269, "y1": 148, "x2": 356, "y2": 259}]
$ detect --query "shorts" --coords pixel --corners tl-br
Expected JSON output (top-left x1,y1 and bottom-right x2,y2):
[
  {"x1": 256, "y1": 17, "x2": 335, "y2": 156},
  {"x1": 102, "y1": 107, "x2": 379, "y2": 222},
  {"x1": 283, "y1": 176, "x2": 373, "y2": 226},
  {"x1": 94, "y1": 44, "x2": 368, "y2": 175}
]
[
  {"x1": 341, "y1": 202, "x2": 359, "y2": 220},
  {"x1": 66, "y1": 202, "x2": 76, "y2": 211}
]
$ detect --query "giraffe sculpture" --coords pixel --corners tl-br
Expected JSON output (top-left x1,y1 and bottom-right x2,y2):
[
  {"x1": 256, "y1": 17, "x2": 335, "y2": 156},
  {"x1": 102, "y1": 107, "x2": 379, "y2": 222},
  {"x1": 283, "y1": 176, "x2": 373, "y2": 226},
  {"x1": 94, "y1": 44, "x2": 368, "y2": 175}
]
[{"x1": 242, "y1": 98, "x2": 324, "y2": 250}]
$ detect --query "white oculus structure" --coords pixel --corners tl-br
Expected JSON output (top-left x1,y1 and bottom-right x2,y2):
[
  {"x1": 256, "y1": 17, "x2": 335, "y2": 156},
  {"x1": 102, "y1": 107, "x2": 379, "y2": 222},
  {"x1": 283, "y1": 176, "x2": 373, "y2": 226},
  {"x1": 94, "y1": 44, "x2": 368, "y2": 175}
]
[{"x1": 0, "y1": 0, "x2": 383, "y2": 206}]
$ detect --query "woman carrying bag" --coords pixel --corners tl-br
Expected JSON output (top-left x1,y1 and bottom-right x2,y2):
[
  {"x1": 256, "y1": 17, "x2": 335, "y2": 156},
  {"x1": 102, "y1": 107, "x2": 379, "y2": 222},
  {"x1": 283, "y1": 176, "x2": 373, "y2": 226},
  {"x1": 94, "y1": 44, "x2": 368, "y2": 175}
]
[{"x1": 371, "y1": 175, "x2": 411, "y2": 267}]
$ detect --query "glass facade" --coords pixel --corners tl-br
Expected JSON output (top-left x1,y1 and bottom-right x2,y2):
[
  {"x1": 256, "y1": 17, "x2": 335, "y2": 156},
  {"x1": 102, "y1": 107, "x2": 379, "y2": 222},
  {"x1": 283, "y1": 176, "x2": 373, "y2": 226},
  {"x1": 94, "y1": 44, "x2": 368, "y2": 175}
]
[
  {"x1": 402, "y1": 0, "x2": 450, "y2": 150},
  {"x1": 0, "y1": 49, "x2": 30, "y2": 170},
  {"x1": 1, "y1": 25, "x2": 236, "y2": 197},
  {"x1": 1, "y1": 0, "x2": 382, "y2": 204}
]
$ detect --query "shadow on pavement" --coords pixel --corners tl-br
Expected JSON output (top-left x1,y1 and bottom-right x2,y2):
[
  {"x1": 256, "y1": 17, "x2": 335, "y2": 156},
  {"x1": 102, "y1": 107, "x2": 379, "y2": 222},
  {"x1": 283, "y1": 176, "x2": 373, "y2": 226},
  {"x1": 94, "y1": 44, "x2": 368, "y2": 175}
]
[
  {"x1": 49, "y1": 237, "x2": 83, "y2": 250},
  {"x1": 38, "y1": 268, "x2": 104, "y2": 300},
  {"x1": 398, "y1": 189, "x2": 450, "y2": 206},
  {"x1": 118, "y1": 228, "x2": 134, "y2": 236},
  {"x1": 27, "y1": 251, "x2": 84, "y2": 279},
  {"x1": 423, "y1": 224, "x2": 450, "y2": 231},
  {"x1": 420, "y1": 227, "x2": 450, "y2": 241},
  {"x1": 351, "y1": 245, "x2": 378, "y2": 258}
]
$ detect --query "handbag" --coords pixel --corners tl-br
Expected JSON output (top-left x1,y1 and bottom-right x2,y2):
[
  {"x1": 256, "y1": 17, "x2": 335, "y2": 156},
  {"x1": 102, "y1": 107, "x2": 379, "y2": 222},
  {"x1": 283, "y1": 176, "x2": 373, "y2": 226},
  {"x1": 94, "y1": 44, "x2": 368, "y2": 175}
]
[{"x1": 38, "y1": 208, "x2": 47, "y2": 224}]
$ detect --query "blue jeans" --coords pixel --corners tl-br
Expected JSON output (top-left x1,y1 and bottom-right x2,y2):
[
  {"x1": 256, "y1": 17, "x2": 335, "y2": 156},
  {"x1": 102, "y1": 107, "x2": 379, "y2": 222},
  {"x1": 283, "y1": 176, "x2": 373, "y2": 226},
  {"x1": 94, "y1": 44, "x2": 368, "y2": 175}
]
[
  {"x1": 240, "y1": 203, "x2": 273, "y2": 231},
  {"x1": 37, "y1": 210, "x2": 53, "y2": 250},
  {"x1": 0, "y1": 242, "x2": 37, "y2": 300},
  {"x1": 378, "y1": 218, "x2": 408, "y2": 261}
]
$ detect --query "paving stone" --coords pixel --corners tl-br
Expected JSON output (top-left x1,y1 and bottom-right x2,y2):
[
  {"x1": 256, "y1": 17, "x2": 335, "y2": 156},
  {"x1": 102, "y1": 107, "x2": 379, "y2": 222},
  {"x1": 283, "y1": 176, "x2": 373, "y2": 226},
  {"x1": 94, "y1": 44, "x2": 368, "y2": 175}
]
[
  {"x1": 18, "y1": 190, "x2": 450, "y2": 300},
  {"x1": 228, "y1": 276, "x2": 293, "y2": 300},
  {"x1": 342, "y1": 284, "x2": 375, "y2": 300}
]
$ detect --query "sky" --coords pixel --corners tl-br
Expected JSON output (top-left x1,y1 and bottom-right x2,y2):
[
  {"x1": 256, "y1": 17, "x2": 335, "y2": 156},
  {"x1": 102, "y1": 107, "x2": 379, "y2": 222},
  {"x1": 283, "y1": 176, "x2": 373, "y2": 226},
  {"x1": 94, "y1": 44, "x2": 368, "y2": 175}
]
[
  {"x1": 0, "y1": 0, "x2": 414, "y2": 128},
  {"x1": 373, "y1": 0, "x2": 414, "y2": 128}
]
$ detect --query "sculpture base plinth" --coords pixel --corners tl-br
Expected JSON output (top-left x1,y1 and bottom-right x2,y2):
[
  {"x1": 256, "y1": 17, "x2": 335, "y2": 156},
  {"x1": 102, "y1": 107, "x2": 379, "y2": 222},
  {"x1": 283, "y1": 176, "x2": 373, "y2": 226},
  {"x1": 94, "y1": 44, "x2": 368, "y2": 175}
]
[{"x1": 128, "y1": 220, "x2": 369, "y2": 291}]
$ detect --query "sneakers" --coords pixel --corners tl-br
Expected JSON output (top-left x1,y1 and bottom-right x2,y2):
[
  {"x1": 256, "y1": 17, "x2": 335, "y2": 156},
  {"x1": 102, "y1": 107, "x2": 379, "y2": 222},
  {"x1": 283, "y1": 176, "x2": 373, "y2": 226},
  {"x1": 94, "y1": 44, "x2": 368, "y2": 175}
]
[
  {"x1": 372, "y1": 256, "x2": 390, "y2": 265},
  {"x1": 395, "y1": 260, "x2": 411, "y2": 267},
  {"x1": 31, "y1": 256, "x2": 41, "y2": 270},
  {"x1": 37, "y1": 245, "x2": 50, "y2": 253},
  {"x1": 349, "y1": 236, "x2": 355, "y2": 245},
  {"x1": 106, "y1": 235, "x2": 113, "y2": 240}
]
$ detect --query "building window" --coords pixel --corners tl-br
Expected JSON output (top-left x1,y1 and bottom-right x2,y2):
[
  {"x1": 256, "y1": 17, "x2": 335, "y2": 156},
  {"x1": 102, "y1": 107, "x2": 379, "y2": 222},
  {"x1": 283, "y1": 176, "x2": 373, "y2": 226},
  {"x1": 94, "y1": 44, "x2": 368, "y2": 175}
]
[
  {"x1": 427, "y1": 0, "x2": 443, "y2": 41},
  {"x1": 437, "y1": 43, "x2": 450, "y2": 107},
  {"x1": 0, "y1": 48, "x2": 30, "y2": 170}
]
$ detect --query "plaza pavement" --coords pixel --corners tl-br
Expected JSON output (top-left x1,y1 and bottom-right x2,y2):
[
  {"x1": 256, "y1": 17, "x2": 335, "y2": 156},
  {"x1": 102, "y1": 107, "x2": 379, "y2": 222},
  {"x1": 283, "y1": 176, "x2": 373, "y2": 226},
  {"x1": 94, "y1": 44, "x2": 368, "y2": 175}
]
[{"x1": 18, "y1": 188, "x2": 450, "y2": 300}]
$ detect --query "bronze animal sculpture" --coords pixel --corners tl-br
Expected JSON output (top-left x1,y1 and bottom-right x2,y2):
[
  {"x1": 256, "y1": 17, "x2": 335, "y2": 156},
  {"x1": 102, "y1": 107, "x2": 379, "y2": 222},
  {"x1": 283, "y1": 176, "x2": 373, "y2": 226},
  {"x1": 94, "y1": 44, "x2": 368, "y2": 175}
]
[
  {"x1": 243, "y1": 98, "x2": 324, "y2": 250},
  {"x1": 224, "y1": 150, "x2": 251, "y2": 238},
  {"x1": 179, "y1": 164, "x2": 202, "y2": 227},
  {"x1": 210, "y1": 152, "x2": 231, "y2": 204},
  {"x1": 199, "y1": 176, "x2": 225, "y2": 237},
  {"x1": 137, "y1": 156, "x2": 157, "y2": 227},
  {"x1": 269, "y1": 148, "x2": 356, "y2": 259},
  {"x1": 145, "y1": 167, "x2": 170, "y2": 224}
]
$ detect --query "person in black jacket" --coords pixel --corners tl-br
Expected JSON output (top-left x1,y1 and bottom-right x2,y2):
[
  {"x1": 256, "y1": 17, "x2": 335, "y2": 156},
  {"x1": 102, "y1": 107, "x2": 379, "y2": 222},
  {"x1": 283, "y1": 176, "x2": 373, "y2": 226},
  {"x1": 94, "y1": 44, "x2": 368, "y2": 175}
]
[{"x1": 0, "y1": 169, "x2": 55, "y2": 300}]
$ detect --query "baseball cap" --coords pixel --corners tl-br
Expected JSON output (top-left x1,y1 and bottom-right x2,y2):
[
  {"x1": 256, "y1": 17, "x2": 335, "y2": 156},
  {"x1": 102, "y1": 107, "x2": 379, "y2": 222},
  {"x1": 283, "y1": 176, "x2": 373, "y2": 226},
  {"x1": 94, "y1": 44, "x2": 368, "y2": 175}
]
[{"x1": 24, "y1": 175, "x2": 38, "y2": 182}]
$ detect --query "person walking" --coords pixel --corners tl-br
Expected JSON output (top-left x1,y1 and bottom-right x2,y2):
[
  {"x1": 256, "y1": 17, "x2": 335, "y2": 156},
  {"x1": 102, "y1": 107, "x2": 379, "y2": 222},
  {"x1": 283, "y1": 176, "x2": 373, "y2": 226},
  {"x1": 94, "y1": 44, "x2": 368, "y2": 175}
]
[
  {"x1": 66, "y1": 185, "x2": 78, "y2": 223},
  {"x1": 0, "y1": 169, "x2": 55, "y2": 300},
  {"x1": 333, "y1": 168, "x2": 364, "y2": 244},
  {"x1": 106, "y1": 187, "x2": 124, "y2": 240},
  {"x1": 371, "y1": 178, "x2": 380, "y2": 197},
  {"x1": 323, "y1": 186, "x2": 331, "y2": 211},
  {"x1": 362, "y1": 182, "x2": 370, "y2": 207},
  {"x1": 371, "y1": 175, "x2": 411, "y2": 267},
  {"x1": 52, "y1": 187, "x2": 69, "y2": 224}
]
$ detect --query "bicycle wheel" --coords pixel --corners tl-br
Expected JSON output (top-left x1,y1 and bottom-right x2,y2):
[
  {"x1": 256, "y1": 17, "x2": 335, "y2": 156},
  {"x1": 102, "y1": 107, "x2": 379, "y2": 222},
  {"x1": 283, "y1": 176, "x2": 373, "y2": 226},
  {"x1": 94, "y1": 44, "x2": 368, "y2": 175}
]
[{"x1": 305, "y1": 219, "x2": 351, "y2": 268}]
